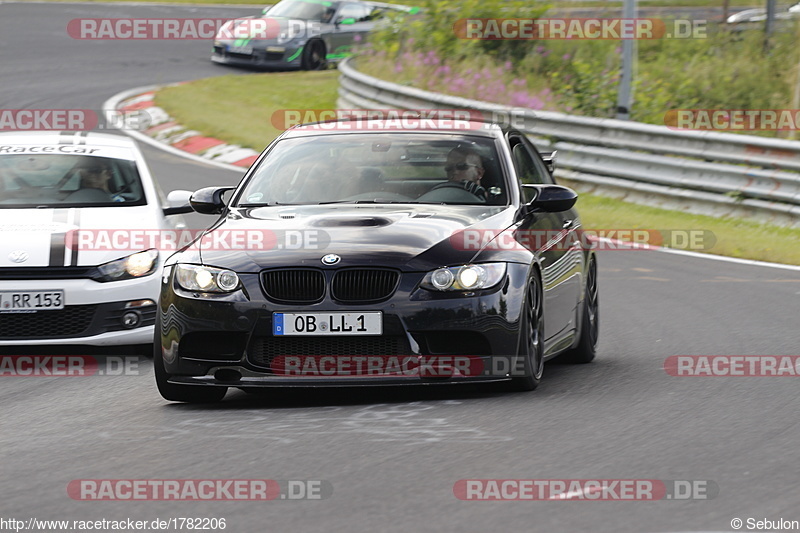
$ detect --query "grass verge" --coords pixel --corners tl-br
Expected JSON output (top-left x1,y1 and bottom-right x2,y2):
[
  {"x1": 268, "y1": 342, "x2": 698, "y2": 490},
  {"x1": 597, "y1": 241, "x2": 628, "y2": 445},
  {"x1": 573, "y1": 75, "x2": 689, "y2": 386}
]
[
  {"x1": 154, "y1": 70, "x2": 340, "y2": 151},
  {"x1": 575, "y1": 194, "x2": 800, "y2": 265},
  {"x1": 155, "y1": 72, "x2": 800, "y2": 265}
]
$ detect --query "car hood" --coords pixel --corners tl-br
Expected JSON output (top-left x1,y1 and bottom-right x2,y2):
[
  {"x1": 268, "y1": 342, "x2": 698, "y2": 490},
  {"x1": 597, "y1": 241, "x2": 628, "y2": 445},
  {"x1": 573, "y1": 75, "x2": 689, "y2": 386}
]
[
  {"x1": 195, "y1": 204, "x2": 517, "y2": 272},
  {"x1": 217, "y1": 16, "x2": 322, "y2": 42},
  {"x1": 0, "y1": 206, "x2": 160, "y2": 268}
]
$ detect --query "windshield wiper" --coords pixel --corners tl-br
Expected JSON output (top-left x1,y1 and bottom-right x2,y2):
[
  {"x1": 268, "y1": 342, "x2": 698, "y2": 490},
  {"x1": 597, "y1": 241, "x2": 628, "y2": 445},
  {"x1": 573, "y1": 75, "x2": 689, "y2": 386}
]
[
  {"x1": 236, "y1": 202, "x2": 297, "y2": 207},
  {"x1": 317, "y1": 200, "x2": 425, "y2": 205}
]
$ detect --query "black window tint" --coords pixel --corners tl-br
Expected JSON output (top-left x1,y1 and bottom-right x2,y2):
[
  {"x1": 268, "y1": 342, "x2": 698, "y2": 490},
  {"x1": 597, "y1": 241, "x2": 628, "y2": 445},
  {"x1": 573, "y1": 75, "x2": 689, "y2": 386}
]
[{"x1": 509, "y1": 136, "x2": 553, "y2": 202}]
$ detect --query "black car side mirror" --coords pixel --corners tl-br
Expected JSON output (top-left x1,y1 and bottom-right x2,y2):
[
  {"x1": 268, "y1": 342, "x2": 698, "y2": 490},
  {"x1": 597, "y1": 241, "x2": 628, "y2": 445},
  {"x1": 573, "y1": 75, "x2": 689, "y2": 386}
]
[
  {"x1": 190, "y1": 186, "x2": 236, "y2": 215},
  {"x1": 521, "y1": 184, "x2": 577, "y2": 215}
]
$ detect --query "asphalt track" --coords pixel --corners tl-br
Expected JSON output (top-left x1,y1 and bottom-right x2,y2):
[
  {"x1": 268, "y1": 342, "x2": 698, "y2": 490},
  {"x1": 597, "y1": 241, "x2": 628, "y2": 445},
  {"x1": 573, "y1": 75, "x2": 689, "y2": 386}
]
[{"x1": 1, "y1": 3, "x2": 799, "y2": 532}]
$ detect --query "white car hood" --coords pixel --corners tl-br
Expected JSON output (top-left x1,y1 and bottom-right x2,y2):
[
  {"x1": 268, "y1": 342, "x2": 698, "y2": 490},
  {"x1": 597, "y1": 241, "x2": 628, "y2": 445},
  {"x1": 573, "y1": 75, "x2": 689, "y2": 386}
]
[{"x1": 0, "y1": 206, "x2": 157, "y2": 268}]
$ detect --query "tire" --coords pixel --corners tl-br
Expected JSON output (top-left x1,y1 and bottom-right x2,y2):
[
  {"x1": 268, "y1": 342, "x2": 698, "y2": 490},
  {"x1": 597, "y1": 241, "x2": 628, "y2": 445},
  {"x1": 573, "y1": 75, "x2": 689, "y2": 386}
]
[
  {"x1": 560, "y1": 256, "x2": 598, "y2": 364},
  {"x1": 301, "y1": 40, "x2": 327, "y2": 70},
  {"x1": 153, "y1": 321, "x2": 227, "y2": 403},
  {"x1": 508, "y1": 272, "x2": 545, "y2": 391}
]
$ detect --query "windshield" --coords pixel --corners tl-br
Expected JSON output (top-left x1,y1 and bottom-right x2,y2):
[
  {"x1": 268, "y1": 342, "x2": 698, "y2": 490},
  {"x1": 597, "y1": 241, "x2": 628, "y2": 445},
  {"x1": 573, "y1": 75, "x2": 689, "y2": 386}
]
[
  {"x1": 264, "y1": 0, "x2": 337, "y2": 22},
  {"x1": 0, "y1": 154, "x2": 146, "y2": 208},
  {"x1": 236, "y1": 133, "x2": 508, "y2": 206}
]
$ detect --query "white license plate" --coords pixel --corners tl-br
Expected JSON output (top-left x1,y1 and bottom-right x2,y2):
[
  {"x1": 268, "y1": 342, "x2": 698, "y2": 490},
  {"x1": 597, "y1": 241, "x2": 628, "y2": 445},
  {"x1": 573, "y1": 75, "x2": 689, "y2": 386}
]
[
  {"x1": 274, "y1": 312, "x2": 382, "y2": 336},
  {"x1": 228, "y1": 45, "x2": 253, "y2": 55},
  {"x1": 0, "y1": 290, "x2": 64, "y2": 313}
]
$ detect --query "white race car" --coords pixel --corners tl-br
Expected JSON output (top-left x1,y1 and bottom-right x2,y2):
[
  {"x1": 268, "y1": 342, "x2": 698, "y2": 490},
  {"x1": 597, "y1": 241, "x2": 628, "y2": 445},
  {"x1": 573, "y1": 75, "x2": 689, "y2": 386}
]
[
  {"x1": 726, "y1": 3, "x2": 800, "y2": 27},
  {"x1": 0, "y1": 131, "x2": 192, "y2": 352}
]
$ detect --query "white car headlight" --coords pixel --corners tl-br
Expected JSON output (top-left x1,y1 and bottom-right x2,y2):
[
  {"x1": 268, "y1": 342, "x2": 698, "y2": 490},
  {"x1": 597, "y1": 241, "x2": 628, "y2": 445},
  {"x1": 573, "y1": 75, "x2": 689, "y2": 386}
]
[
  {"x1": 94, "y1": 249, "x2": 158, "y2": 282},
  {"x1": 175, "y1": 264, "x2": 240, "y2": 293},
  {"x1": 421, "y1": 263, "x2": 506, "y2": 292}
]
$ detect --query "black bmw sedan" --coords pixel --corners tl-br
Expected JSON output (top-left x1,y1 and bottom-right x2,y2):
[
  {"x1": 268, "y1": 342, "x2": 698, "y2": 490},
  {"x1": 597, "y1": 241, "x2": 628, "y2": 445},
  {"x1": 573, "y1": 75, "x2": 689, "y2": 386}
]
[{"x1": 154, "y1": 117, "x2": 598, "y2": 402}]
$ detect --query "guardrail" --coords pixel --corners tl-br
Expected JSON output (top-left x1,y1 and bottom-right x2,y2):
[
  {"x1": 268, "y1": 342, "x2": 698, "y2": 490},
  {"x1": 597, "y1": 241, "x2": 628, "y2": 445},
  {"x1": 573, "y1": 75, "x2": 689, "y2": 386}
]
[{"x1": 337, "y1": 57, "x2": 800, "y2": 227}]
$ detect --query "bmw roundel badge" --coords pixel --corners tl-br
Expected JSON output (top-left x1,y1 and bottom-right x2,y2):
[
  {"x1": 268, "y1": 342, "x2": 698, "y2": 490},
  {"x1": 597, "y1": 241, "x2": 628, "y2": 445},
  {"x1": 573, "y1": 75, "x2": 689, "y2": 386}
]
[{"x1": 321, "y1": 254, "x2": 341, "y2": 265}]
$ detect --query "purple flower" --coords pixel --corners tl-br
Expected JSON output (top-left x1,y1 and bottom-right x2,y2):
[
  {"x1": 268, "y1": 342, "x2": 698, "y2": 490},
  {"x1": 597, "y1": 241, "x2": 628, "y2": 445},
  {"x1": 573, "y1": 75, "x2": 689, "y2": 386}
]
[
  {"x1": 511, "y1": 91, "x2": 530, "y2": 106},
  {"x1": 562, "y1": 54, "x2": 571, "y2": 61},
  {"x1": 504, "y1": 61, "x2": 512, "y2": 71},
  {"x1": 527, "y1": 96, "x2": 545, "y2": 110},
  {"x1": 394, "y1": 63, "x2": 404, "y2": 74},
  {"x1": 353, "y1": 34, "x2": 362, "y2": 42}
]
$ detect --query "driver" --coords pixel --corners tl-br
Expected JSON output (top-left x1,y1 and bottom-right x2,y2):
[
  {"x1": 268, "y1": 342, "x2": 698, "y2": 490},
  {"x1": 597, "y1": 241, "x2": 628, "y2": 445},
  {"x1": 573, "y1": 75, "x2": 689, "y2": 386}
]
[
  {"x1": 433, "y1": 147, "x2": 487, "y2": 201},
  {"x1": 78, "y1": 162, "x2": 125, "y2": 202}
]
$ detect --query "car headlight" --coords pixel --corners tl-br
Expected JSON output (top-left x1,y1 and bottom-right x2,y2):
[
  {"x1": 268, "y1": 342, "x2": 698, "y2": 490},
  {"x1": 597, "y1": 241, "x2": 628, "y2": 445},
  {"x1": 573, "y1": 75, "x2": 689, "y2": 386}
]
[
  {"x1": 420, "y1": 263, "x2": 506, "y2": 292},
  {"x1": 93, "y1": 249, "x2": 158, "y2": 282},
  {"x1": 175, "y1": 264, "x2": 240, "y2": 293}
]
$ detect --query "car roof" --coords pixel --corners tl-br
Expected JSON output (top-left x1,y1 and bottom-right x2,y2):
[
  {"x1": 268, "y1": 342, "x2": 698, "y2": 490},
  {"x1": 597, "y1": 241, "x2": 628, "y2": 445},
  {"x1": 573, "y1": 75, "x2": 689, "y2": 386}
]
[{"x1": 0, "y1": 131, "x2": 137, "y2": 148}]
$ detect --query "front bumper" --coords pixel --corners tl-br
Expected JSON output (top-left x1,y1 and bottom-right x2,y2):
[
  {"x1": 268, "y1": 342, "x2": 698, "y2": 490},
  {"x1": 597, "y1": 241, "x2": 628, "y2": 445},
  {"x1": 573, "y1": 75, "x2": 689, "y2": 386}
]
[
  {"x1": 0, "y1": 274, "x2": 159, "y2": 346},
  {"x1": 211, "y1": 44, "x2": 303, "y2": 69},
  {"x1": 158, "y1": 263, "x2": 531, "y2": 387}
]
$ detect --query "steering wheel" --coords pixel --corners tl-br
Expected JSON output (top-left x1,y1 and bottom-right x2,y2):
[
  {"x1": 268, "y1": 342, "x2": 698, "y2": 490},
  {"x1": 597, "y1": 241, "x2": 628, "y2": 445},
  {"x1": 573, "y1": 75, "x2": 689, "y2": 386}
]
[{"x1": 435, "y1": 180, "x2": 487, "y2": 199}]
